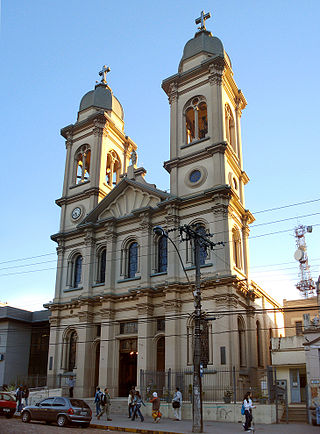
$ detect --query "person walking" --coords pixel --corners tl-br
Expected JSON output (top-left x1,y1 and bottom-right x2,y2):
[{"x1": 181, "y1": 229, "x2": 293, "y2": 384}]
[
  {"x1": 172, "y1": 387, "x2": 182, "y2": 421},
  {"x1": 242, "y1": 391, "x2": 255, "y2": 432},
  {"x1": 97, "y1": 388, "x2": 112, "y2": 421},
  {"x1": 23, "y1": 385, "x2": 29, "y2": 407},
  {"x1": 94, "y1": 387, "x2": 102, "y2": 417},
  {"x1": 150, "y1": 392, "x2": 161, "y2": 423},
  {"x1": 131, "y1": 391, "x2": 145, "y2": 422},
  {"x1": 66, "y1": 376, "x2": 75, "y2": 397},
  {"x1": 128, "y1": 389, "x2": 134, "y2": 418},
  {"x1": 16, "y1": 386, "x2": 24, "y2": 413}
]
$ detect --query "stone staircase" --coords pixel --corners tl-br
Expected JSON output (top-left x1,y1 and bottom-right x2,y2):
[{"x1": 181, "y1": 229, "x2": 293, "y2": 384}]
[{"x1": 281, "y1": 404, "x2": 308, "y2": 423}]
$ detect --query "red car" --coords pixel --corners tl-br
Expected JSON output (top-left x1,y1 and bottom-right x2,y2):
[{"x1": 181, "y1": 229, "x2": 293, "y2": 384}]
[{"x1": 0, "y1": 392, "x2": 16, "y2": 418}]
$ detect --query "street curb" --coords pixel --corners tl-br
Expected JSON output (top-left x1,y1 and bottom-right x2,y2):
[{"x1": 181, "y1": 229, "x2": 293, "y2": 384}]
[{"x1": 89, "y1": 423, "x2": 184, "y2": 434}]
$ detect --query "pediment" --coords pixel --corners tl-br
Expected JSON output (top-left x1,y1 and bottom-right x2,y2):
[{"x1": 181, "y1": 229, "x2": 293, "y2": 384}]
[
  {"x1": 99, "y1": 185, "x2": 161, "y2": 219},
  {"x1": 80, "y1": 178, "x2": 170, "y2": 224}
]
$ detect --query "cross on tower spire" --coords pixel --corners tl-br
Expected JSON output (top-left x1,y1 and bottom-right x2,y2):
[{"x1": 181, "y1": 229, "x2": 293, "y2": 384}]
[
  {"x1": 195, "y1": 10, "x2": 211, "y2": 31},
  {"x1": 99, "y1": 65, "x2": 111, "y2": 84}
]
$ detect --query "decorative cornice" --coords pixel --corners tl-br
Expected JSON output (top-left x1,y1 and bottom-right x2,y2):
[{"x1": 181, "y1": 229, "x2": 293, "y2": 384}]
[
  {"x1": 100, "y1": 308, "x2": 115, "y2": 319},
  {"x1": 78, "y1": 311, "x2": 94, "y2": 323},
  {"x1": 163, "y1": 299, "x2": 182, "y2": 312},
  {"x1": 137, "y1": 302, "x2": 154, "y2": 316},
  {"x1": 212, "y1": 293, "x2": 238, "y2": 308}
]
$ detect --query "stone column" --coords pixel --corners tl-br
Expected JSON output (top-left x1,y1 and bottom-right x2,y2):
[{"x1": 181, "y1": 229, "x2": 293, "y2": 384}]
[
  {"x1": 82, "y1": 230, "x2": 95, "y2": 297},
  {"x1": 246, "y1": 307, "x2": 258, "y2": 377},
  {"x1": 164, "y1": 293, "x2": 181, "y2": 370},
  {"x1": 136, "y1": 298, "x2": 154, "y2": 390},
  {"x1": 168, "y1": 82, "x2": 179, "y2": 160},
  {"x1": 47, "y1": 314, "x2": 61, "y2": 388},
  {"x1": 211, "y1": 200, "x2": 232, "y2": 275},
  {"x1": 62, "y1": 133, "x2": 73, "y2": 196},
  {"x1": 139, "y1": 212, "x2": 151, "y2": 286},
  {"x1": 75, "y1": 308, "x2": 95, "y2": 397},
  {"x1": 165, "y1": 205, "x2": 180, "y2": 283},
  {"x1": 54, "y1": 241, "x2": 65, "y2": 303},
  {"x1": 209, "y1": 62, "x2": 224, "y2": 143},
  {"x1": 242, "y1": 222, "x2": 250, "y2": 278},
  {"x1": 105, "y1": 222, "x2": 117, "y2": 292},
  {"x1": 99, "y1": 306, "x2": 116, "y2": 397}
]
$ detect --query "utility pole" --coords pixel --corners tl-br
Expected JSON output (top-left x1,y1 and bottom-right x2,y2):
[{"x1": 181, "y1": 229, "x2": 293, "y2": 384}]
[
  {"x1": 153, "y1": 224, "x2": 224, "y2": 434},
  {"x1": 179, "y1": 224, "x2": 224, "y2": 433}
]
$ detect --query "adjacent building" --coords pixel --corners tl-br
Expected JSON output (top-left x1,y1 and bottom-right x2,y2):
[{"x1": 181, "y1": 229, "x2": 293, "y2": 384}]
[{"x1": 0, "y1": 306, "x2": 50, "y2": 387}]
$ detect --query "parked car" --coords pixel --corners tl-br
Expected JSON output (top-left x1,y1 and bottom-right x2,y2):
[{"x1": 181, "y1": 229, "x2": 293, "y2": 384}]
[
  {"x1": 21, "y1": 396, "x2": 92, "y2": 427},
  {"x1": 0, "y1": 392, "x2": 16, "y2": 418}
]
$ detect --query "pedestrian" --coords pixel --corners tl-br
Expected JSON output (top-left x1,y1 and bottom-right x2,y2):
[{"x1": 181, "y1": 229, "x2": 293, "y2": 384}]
[
  {"x1": 242, "y1": 391, "x2": 255, "y2": 432},
  {"x1": 94, "y1": 387, "x2": 102, "y2": 417},
  {"x1": 128, "y1": 389, "x2": 134, "y2": 418},
  {"x1": 97, "y1": 387, "x2": 112, "y2": 421},
  {"x1": 66, "y1": 375, "x2": 75, "y2": 397},
  {"x1": 172, "y1": 387, "x2": 182, "y2": 421},
  {"x1": 16, "y1": 385, "x2": 24, "y2": 413},
  {"x1": 131, "y1": 391, "x2": 145, "y2": 422},
  {"x1": 23, "y1": 385, "x2": 29, "y2": 407},
  {"x1": 150, "y1": 392, "x2": 161, "y2": 423}
]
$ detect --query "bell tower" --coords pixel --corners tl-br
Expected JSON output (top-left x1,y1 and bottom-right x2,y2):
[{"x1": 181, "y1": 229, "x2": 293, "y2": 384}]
[
  {"x1": 162, "y1": 12, "x2": 248, "y2": 204},
  {"x1": 57, "y1": 67, "x2": 137, "y2": 233}
]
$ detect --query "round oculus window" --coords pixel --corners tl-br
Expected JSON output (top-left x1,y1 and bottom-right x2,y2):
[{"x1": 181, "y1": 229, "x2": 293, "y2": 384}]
[{"x1": 189, "y1": 170, "x2": 201, "y2": 183}]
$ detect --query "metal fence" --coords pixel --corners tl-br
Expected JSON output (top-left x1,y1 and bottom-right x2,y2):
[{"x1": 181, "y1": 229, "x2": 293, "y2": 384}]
[{"x1": 140, "y1": 366, "x2": 278, "y2": 404}]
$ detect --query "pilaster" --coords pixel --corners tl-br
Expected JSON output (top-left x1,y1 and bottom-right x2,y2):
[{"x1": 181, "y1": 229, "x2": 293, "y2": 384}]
[
  {"x1": 82, "y1": 230, "x2": 95, "y2": 296},
  {"x1": 136, "y1": 298, "x2": 154, "y2": 385},
  {"x1": 164, "y1": 290, "x2": 182, "y2": 370},
  {"x1": 99, "y1": 306, "x2": 116, "y2": 396},
  {"x1": 104, "y1": 221, "x2": 117, "y2": 291}
]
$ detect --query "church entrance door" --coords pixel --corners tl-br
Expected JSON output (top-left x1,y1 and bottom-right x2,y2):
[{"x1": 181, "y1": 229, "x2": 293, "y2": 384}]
[{"x1": 119, "y1": 339, "x2": 137, "y2": 396}]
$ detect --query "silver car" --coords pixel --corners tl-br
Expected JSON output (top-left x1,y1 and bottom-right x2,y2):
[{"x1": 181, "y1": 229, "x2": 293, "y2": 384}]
[{"x1": 21, "y1": 396, "x2": 92, "y2": 427}]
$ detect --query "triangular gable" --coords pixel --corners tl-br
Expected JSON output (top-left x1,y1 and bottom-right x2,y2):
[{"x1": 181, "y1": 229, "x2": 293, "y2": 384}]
[{"x1": 80, "y1": 178, "x2": 170, "y2": 224}]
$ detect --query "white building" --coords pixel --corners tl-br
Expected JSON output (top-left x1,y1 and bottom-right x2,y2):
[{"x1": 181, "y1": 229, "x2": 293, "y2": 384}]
[{"x1": 46, "y1": 17, "x2": 282, "y2": 398}]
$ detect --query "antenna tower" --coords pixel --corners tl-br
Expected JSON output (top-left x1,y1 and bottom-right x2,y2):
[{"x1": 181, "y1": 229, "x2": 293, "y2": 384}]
[{"x1": 294, "y1": 225, "x2": 315, "y2": 298}]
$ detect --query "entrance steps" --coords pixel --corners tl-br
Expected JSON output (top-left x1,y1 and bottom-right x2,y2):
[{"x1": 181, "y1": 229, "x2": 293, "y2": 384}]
[
  {"x1": 84, "y1": 397, "x2": 128, "y2": 415},
  {"x1": 281, "y1": 404, "x2": 308, "y2": 423}
]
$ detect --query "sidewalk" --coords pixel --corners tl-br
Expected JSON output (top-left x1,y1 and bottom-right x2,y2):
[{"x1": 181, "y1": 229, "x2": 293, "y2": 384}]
[{"x1": 90, "y1": 413, "x2": 319, "y2": 433}]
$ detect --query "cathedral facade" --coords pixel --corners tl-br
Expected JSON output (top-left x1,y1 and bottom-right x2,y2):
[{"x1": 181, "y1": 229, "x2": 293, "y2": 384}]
[{"x1": 47, "y1": 19, "x2": 282, "y2": 398}]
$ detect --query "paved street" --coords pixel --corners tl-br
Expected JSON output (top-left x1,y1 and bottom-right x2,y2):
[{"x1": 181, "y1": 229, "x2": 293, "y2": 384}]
[
  {"x1": 0, "y1": 417, "x2": 115, "y2": 434},
  {"x1": 0, "y1": 415, "x2": 319, "y2": 434}
]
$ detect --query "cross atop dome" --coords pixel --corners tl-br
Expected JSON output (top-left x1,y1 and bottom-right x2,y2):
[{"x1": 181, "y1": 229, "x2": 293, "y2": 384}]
[
  {"x1": 195, "y1": 10, "x2": 211, "y2": 31},
  {"x1": 99, "y1": 65, "x2": 111, "y2": 84}
]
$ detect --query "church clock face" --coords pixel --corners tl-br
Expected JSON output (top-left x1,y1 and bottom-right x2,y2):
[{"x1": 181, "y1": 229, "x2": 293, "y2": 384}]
[{"x1": 71, "y1": 207, "x2": 82, "y2": 220}]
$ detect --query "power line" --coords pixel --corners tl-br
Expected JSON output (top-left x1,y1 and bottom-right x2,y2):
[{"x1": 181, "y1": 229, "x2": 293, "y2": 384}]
[{"x1": 2, "y1": 197, "x2": 320, "y2": 267}]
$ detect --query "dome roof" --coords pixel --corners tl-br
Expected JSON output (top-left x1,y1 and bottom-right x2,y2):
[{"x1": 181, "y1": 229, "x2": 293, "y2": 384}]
[
  {"x1": 79, "y1": 83, "x2": 124, "y2": 120},
  {"x1": 180, "y1": 30, "x2": 231, "y2": 68}
]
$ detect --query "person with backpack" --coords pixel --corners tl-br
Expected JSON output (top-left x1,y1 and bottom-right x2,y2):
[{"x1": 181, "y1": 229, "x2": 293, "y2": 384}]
[
  {"x1": 131, "y1": 391, "x2": 145, "y2": 422},
  {"x1": 94, "y1": 387, "x2": 102, "y2": 417},
  {"x1": 97, "y1": 387, "x2": 112, "y2": 421},
  {"x1": 242, "y1": 391, "x2": 255, "y2": 432}
]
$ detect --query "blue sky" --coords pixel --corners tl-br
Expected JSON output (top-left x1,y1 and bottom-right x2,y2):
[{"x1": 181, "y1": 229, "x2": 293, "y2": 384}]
[{"x1": 1, "y1": 0, "x2": 320, "y2": 311}]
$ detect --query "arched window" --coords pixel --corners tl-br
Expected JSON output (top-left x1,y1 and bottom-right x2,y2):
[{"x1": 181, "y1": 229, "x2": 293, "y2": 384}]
[
  {"x1": 68, "y1": 331, "x2": 77, "y2": 372},
  {"x1": 75, "y1": 145, "x2": 91, "y2": 184},
  {"x1": 156, "y1": 337, "x2": 165, "y2": 372},
  {"x1": 256, "y1": 321, "x2": 263, "y2": 367},
  {"x1": 106, "y1": 150, "x2": 121, "y2": 187},
  {"x1": 74, "y1": 255, "x2": 82, "y2": 288},
  {"x1": 232, "y1": 228, "x2": 242, "y2": 269},
  {"x1": 157, "y1": 235, "x2": 167, "y2": 273},
  {"x1": 196, "y1": 225, "x2": 208, "y2": 266},
  {"x1": 238, "y1": 316, "x2": 246, "y2": 367},
  {"x1": 184, "y1": 97, "x2": 208, "y2": 144},
  {"x1": 225, "y1": 104, "x2": 236, "y2": 153},
  {"x1": 128, "y1": 242, "x2": 138, "y2": 278},
  {"x1": 97, "y1": 248, "x2": 106, "y2": 284}
]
